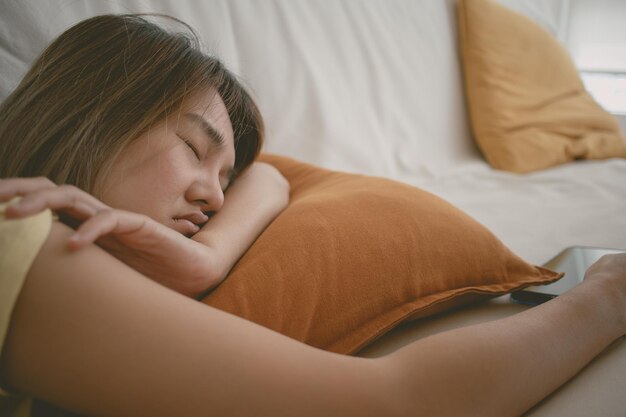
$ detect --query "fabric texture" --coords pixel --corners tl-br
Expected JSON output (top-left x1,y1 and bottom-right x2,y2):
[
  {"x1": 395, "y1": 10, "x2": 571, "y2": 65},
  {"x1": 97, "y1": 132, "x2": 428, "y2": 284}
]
[
  {"x1": 0, "y1": 0, "x2": 484, "y2": 180},
  {"x1": 457, "y1": 0, "x2": 626, "y2": 173},
  {"x1": 0, "y1": 200, "x2": 52, "y2": 417},
  {"x1": 202, "y1": 155, "x2": 561, "y2": 354}
]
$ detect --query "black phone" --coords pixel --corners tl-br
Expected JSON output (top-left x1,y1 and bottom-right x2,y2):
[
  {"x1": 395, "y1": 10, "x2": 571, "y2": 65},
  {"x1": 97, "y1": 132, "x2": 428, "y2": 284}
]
[{"x1": 511, "y1": 246, "x2": 626, "y2": 306}]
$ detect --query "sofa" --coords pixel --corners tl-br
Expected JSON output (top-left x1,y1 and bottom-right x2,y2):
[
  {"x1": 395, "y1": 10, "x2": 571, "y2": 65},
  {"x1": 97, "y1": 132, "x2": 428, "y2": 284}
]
[{"x1": 1, "y1": 0, "x2": 625, "y2": 415}]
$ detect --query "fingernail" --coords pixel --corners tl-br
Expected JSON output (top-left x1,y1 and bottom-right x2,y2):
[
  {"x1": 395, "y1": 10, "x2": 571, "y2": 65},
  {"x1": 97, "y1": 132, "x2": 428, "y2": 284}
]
[
  {"x1": 7, "y1": 200, "x2": 28, "y2": 210},
  {"x1": 4, "y1": 202, "x2": 24, "y2": 217},
  {"x1": 67, "y1": 234, "x2": 83, "y2": 250}
]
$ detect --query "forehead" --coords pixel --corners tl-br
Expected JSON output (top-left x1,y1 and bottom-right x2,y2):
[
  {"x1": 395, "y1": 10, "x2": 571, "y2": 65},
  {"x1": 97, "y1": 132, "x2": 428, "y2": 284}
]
[{"x1": 179, "y1": 88, "x2": 234, "y2": 146}]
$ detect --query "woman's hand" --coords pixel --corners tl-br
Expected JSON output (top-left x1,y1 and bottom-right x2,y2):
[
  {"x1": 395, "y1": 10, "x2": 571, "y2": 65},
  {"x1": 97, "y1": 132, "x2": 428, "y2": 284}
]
[
  {"x1": 0, "y1": 177, "x2": 108, "y2": 228},
  {"x1": 0, "y1": 177, "x2": 220, "y2": 297}
]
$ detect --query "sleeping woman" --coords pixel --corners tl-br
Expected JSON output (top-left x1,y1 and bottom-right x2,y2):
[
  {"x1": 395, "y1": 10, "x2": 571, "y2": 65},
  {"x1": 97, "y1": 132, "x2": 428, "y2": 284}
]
[{"x1": 1, "y1": 14, "x2": 625, "y2": 417}]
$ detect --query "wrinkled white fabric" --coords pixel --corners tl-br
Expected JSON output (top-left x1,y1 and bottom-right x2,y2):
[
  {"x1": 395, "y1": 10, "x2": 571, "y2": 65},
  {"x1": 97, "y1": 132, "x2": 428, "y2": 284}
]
[{"x1": 1, "y1": 0, "x2": 624, "y2": 266}]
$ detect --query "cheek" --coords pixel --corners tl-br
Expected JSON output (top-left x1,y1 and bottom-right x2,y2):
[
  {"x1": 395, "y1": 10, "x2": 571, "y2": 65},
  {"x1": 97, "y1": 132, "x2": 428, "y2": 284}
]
[
  {"x1": 101, "y1": 155, "x2": 186, "y2": 216},
  {"x1": 99, "y1": 179, "x2": 155, "y2": 215},
  {"x1": 101, "y1": 181, "x2": 176, "y2": 225},
  {"x1": 98, "y1": 132, "x2": 198, "y2": 222}
]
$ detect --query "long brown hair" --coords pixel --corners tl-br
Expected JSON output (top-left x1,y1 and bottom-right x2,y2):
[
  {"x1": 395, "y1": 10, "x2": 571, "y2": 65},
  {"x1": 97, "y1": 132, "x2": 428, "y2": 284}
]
[{"x1": 0, "y1": 14, "x2": 264, "y2": 193}]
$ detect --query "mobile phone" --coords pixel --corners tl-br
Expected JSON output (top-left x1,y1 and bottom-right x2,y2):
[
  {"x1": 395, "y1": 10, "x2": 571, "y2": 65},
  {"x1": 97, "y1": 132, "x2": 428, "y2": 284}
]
[{"x1": 511, "y1": 246, "x2": 626, "y2": 306}]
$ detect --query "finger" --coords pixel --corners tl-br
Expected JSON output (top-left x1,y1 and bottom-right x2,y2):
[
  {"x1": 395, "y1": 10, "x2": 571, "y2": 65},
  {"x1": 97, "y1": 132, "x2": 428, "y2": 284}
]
[
  {"x1": 67, "y1": 210, "x2": 150, "y2": 250},
  {"x1": 0, "y1": 177, "x2": 56, "y2": 201},
  {"x1": 5, "y1": 184, "x2": 107, "y2": 220}
]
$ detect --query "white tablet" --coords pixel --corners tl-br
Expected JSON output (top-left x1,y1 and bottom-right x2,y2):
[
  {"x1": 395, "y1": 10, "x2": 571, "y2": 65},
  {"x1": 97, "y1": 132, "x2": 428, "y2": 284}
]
[{"x1": 511, "y1": 246, "x2": 626, "y2": 306}]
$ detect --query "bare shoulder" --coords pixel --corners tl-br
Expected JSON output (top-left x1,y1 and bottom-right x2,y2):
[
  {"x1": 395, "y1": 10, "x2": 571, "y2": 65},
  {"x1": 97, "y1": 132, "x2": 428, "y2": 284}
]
[
  {"x1": 23, "y1": 220, "x2": 171, "y2": 301},
  {"x1": 27, "y1": 220, "x2": 131, "y2": 282}
]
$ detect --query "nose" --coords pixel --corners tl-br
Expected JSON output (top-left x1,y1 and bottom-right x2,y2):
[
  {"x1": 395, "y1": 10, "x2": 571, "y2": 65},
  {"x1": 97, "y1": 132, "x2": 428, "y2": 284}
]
[{"x1": 186, "y1": 177, "x2": 225, "y2": 214}]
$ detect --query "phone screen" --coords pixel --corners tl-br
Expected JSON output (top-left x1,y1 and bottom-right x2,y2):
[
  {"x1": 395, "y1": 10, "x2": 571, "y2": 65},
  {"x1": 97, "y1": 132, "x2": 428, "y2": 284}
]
[{"x1": 511, "y1": 246, "x2": 625, "y2": 306}]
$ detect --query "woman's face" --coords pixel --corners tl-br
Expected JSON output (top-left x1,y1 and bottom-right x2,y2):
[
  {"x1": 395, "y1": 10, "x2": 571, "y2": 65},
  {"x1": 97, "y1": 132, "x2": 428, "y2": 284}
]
[{"x1": 98, "y1": 89, "x2": 236, "y2": 236}]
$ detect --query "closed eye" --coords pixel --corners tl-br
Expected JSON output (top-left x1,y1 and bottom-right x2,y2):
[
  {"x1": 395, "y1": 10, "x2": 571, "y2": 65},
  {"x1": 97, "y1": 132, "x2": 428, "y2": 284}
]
[{"x1": 180, "y1": 136, "x2": 200, "y2": 160}]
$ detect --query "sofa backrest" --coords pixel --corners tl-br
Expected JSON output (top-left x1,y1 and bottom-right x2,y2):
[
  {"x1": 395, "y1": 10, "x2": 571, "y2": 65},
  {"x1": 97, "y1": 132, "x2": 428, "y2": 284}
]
[{"x1": 0, "y1": 0, "x2": 569, "y2": 179}]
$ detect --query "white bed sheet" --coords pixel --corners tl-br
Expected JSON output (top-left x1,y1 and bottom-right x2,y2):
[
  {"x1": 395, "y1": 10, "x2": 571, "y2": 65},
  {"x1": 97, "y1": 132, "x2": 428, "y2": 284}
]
[
  {"x1": 0, "y1": 0, "x2": 569, "y2": 180},
  {"x1": 1, "y1": 0, "x2": 623, "y2": 266},
  {"x1": 398, "y1": 158, "x2": 626, "y2": 264}
]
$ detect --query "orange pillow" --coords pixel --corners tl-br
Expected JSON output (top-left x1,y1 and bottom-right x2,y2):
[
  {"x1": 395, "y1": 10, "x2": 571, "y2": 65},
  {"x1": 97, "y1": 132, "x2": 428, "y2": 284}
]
[
  {"x1": 202, "y1": 155, "x2": 561, "y2": 354},
  {"x1": 457, "y1": 0, "x2": 626, "y2": 173}
]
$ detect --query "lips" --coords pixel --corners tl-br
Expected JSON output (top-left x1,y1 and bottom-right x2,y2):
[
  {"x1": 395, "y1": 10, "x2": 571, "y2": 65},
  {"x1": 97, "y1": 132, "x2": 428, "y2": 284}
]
[{"x1": 173, "y1": 212, "x2": 209, "y2": 236}]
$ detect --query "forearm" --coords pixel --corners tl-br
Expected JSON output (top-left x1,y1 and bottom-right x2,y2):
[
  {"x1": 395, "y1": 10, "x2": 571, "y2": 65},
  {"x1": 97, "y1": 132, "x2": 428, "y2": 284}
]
[
  {"x1": 3, "y1": 222, "x2": 390, "y2": 417},
  {"x1": 4, "y1": 222, "x2": 625, "y2": 417},
  {"x1": 384, "y1": 280, "x2": 624, "y2": 417},
  {"x1": 192, "y1": 162, "x2": 290, "y2": 285}
]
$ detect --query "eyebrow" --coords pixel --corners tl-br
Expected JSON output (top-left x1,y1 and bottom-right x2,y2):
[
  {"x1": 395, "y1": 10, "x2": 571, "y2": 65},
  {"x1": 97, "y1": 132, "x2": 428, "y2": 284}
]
[{"x1": 182, "y1": 112, "x2": 226, "y2": 148}]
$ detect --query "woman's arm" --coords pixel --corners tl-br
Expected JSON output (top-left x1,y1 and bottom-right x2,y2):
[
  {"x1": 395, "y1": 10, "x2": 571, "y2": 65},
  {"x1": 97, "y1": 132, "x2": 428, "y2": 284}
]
[
  {"x1": 192, "y1": 161, "x2": 290, "y2": 285},
  {"x1": 1, "y1": 221, "x2": 385, "y2": 417},
  {"x1": 0, "y1": 164, "x2": 289, "y2": 297},
  {"x1": 2, "y1": 220, "x2": 625, "y2": 417},
  {"x1": 383, "y1": 259, "x2": 626, "y2": 416}
]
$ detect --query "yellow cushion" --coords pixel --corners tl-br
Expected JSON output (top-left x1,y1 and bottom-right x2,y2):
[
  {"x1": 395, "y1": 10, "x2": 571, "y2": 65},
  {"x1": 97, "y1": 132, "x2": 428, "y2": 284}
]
[
  {"x1": 457, "y1": 0, "x2": 626, "y2": 173},
  {"x1": 202, "y1": 155, "x2": 561, "y2": 355}
]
